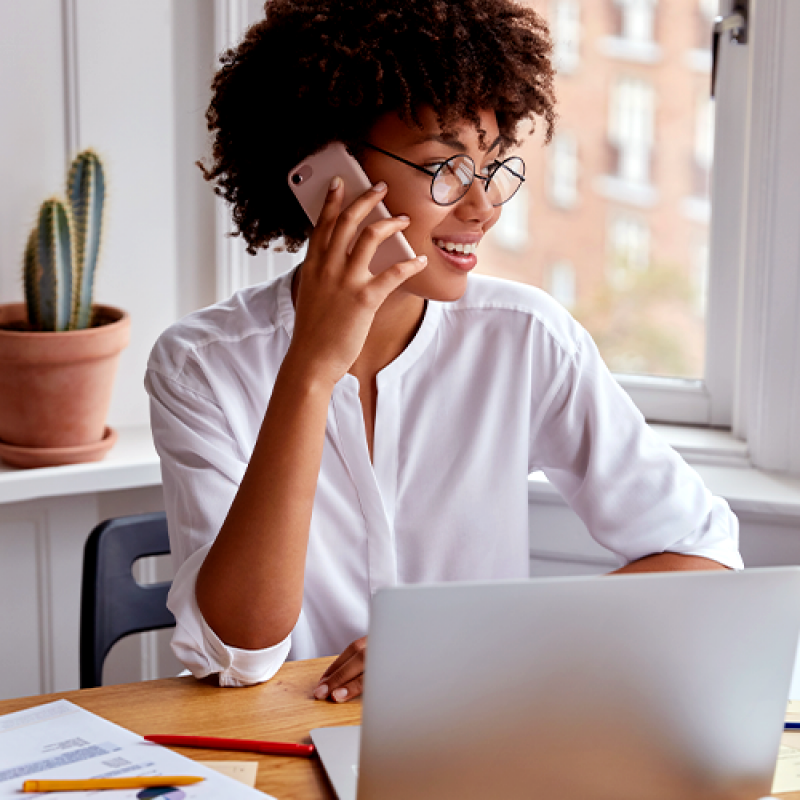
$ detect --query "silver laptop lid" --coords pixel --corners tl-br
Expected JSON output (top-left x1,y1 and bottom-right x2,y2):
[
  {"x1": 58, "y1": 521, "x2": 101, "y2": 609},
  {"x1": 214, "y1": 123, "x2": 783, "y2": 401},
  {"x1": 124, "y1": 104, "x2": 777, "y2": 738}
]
[{"x1": 357, "y1": 568, "x2": 800, "y2": 800}]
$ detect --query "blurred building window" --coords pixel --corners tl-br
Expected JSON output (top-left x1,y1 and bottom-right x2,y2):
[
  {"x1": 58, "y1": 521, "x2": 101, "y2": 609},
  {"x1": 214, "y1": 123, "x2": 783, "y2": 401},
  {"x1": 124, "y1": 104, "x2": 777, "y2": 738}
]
[
  {"x1": 548, "y1": 261, "x2": 577, "y2": 307},
  {"x1": 608, "y1": 213, "x2": 650, "y2": 282},
  {"x1": 490, "y1": 183, "x2": 530, "y2": 253},
  {"x1": 609, "y1": 77, "x2": 655, "y2": 186},
  {"x1": 552, "y1": 0, "x2": 581, "y2": 73},
  {"x1": 549, "y1": 131, "x2": 579, "y2": 208},
  {"x1": 698, "y1": 0, "x2": 718, "y2": 22},
  {"x1": 616, "y1": 0, "x2": 658, "y2": 44}
]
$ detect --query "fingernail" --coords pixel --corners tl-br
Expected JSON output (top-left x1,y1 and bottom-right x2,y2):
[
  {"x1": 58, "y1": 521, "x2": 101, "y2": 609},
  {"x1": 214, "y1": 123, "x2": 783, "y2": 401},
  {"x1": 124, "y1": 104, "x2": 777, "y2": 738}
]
[
  {"x1": 417, "y1": 255, "x2": 427, "y2": 264},
  {"x1": 396, "y1": 215, "x2": 410, "y2": 222},
  {"x1": 332, "y1": 687, "x2": 348, "y2": 702},
  {"x1": 372, "y1": 181, "x2": 387, "y2": 192},
  {"x1": 329, "y1": 176, "x2": 341, "y2": 191},
  {"x1": 314, "y1": 684, "x2": 329, "y2": 700}
]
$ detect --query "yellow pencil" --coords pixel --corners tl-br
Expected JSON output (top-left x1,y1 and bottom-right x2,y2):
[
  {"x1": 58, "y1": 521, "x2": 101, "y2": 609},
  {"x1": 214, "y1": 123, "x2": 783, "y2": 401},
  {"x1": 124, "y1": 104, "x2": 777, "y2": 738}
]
[{"x1": 22, "y1": 776, "x2": 204, "y2": 792}]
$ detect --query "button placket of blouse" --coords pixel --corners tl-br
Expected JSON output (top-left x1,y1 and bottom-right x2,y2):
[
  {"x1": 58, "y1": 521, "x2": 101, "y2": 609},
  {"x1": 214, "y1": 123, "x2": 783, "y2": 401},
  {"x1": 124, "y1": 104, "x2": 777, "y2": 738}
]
[
  {"x1": 373, "y1": 373, "x2": 400, "y2": 531},
  {"x1": 331, "y1": 375, "x2": 399, "y2": 595}
]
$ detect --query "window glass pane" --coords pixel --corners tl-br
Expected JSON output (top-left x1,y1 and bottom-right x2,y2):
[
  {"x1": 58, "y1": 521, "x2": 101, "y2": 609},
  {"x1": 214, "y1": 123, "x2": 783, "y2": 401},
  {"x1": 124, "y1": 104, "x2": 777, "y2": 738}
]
[{"x1": 478, "y1": 0, "x2": 717, "y2": 379}]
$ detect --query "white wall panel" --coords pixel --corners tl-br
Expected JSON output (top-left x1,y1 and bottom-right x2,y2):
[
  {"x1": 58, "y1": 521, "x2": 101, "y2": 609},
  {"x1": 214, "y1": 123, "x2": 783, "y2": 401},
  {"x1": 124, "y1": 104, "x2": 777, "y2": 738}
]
[
  {"x1": 0, "y1": 517, "x2": 45, "y2": 699},
  {"x1": 0, "y1": 1, "x2": 66, "y2": 306},
  {"x1": 75, "y1": 0, "x2": 179, "y2": 429}
]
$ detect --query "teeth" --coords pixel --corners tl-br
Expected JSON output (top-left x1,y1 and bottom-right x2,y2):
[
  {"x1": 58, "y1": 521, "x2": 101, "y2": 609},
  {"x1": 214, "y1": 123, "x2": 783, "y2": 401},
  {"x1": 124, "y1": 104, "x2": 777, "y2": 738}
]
[{"x1": 434, "y1": 239, "x2": 478, "y2": 255}]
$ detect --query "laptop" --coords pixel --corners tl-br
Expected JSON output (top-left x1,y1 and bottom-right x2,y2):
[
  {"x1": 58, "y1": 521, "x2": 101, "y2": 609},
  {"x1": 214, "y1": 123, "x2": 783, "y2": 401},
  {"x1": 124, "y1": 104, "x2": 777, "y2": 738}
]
[{"x1": 311, "y1": 567, "x2": 800, "y2": 800}]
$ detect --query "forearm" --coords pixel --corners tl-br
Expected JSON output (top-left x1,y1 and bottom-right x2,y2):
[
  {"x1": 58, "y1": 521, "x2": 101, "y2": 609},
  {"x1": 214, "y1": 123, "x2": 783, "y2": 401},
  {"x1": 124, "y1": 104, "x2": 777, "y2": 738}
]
[
  {"x1": 612, "y1": 552, "x2": 730, "y2": 575},
  {"x1": 196, "y1": 347, "x2": 334, "y2": 650}
]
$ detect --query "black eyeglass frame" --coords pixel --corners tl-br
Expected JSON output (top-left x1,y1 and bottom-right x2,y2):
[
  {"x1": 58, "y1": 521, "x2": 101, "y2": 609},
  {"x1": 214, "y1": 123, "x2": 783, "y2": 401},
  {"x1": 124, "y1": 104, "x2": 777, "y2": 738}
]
[{"x1": 358, "y1": 142, "x2": 526, "y2": 208}]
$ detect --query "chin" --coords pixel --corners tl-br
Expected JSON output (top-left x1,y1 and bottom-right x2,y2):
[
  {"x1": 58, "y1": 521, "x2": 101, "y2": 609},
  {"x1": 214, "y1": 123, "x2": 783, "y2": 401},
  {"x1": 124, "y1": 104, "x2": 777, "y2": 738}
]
[{"x1": 406, "y1": 271, "x2": 470, "y2": 303}]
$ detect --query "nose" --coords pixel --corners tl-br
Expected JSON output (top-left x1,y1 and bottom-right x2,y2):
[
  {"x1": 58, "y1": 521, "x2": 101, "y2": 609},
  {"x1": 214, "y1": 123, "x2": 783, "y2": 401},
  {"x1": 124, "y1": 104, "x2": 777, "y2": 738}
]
[{"x1": 454, "y1": 174, "x2": 496, "y2": 224}]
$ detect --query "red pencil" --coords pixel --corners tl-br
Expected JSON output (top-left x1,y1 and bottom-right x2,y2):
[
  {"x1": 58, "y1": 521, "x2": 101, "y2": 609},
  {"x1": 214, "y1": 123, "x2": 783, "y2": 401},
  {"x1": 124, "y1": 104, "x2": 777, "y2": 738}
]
[{"x1": 144, "y1": 734, "x2": 315, "y2": 757}]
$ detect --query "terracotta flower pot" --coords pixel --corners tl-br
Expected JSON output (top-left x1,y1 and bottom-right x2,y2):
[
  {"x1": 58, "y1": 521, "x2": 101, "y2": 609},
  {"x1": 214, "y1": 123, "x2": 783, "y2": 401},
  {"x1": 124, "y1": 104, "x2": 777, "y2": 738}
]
[{"x1": 0, "y1": 303, "x2": 130, "y2": 468}]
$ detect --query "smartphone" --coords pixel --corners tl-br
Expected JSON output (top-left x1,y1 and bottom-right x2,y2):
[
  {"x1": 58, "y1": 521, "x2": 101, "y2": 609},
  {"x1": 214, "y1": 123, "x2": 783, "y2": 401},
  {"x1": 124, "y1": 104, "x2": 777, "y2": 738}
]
[{"x1": 288, "y1": 142, "x2": 416, "y2": 275}]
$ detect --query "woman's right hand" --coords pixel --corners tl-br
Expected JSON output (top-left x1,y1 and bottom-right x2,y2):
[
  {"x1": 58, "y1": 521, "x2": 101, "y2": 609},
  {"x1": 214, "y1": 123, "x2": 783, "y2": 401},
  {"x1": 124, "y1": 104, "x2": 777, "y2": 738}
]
[{"x1": 287, "y1": 177, "x2": 427, "y2": 388}]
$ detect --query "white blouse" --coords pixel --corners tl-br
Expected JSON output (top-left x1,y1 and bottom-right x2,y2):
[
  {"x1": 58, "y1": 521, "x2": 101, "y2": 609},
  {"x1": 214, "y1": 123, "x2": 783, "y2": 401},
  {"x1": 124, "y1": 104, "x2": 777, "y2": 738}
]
[{"x1": 145, "y1": 269, "x2": 743, "y2": 687}]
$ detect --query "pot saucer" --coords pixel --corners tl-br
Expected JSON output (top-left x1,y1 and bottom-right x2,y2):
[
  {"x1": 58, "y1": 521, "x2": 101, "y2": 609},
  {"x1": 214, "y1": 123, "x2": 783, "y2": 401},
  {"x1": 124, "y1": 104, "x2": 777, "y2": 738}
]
[{"x1": 0, "y1": 426, "x2": 118, "y2": 469}]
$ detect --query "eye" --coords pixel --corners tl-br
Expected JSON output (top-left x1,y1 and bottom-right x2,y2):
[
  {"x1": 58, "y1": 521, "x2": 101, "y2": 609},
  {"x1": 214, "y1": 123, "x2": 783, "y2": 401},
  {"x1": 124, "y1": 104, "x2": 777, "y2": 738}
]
[{"x1": 481, "y1": 160, "x2": 502, "y2": 177}]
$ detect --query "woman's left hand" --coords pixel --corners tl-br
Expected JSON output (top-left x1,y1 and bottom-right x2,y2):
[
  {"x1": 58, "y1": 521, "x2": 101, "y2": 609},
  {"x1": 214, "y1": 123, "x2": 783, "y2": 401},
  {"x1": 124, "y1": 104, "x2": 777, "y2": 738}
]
[{"x1": 313, "y1": 636, "x2": 367, "y2": 703}]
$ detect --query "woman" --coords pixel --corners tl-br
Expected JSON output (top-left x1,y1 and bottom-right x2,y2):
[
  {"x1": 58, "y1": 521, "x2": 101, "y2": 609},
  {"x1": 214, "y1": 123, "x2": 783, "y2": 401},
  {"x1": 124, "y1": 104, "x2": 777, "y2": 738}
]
[{"x1": 145, "y1": 0, "x2": 742, "y2": 703}]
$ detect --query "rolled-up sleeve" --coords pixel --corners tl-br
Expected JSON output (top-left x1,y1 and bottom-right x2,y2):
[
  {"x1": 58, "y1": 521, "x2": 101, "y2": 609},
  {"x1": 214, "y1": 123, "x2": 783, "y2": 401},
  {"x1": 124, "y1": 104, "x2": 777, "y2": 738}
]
[
  {"x1": 145, "y1": 367, "x2": 293, "y2": 685},
  {"x1": 530, "y1": 306, "x2": 743, "y2": 571}
]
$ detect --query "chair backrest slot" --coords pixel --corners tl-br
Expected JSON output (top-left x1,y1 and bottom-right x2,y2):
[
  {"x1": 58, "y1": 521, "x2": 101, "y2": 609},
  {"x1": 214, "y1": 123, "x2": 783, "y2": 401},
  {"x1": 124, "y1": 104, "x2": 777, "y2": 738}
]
[{"x1": 80, "y1": 512, "x2": 175, "y2": 688}]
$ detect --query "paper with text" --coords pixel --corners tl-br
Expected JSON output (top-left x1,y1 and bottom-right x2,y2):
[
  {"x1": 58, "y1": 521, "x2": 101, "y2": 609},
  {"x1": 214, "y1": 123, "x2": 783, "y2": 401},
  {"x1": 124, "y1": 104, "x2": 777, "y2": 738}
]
[{"x1": 0, "y1": 700, "x2": 273, "y2": 799}]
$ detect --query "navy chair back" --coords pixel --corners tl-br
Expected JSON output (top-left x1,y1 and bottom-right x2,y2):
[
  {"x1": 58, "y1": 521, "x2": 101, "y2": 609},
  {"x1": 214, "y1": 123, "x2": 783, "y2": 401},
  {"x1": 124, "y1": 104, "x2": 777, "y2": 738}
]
[{"x1": 80, "y1": 512, "x2": 175, "y2": 688}]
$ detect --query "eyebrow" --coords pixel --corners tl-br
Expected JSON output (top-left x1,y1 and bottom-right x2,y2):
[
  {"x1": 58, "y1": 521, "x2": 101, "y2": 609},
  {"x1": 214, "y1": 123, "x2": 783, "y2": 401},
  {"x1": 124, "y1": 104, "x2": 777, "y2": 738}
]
[{"x1": 412, "y1": 133, "x2": 503, "y2": 154}]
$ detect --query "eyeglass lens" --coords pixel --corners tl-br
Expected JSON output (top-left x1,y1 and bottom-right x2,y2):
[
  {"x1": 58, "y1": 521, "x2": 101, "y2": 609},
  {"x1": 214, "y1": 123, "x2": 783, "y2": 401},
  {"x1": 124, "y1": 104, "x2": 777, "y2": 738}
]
[{"x1": 432, "y1": 156, "x2": 525, "y2": 207}]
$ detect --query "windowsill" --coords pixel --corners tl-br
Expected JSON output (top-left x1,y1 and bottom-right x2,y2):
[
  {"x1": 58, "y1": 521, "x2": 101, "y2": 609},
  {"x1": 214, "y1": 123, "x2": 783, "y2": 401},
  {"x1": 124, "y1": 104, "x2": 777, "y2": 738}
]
[
  {"x1": 0, "y1": 425, "x2": 160, "y2": 505},
  {"x1": 3, "y1": 422, "x2": 800, "y2": 523},
  {"x1": 682, "y1": 196, "x2": 711, "y2": 223},
  {"x1": 530, "y1": 425, "x2": 800, "y2": 521},
  {"x1": 594, "y1": 175, "x2": 659, "y2": 208},
  {"x1": 685, "y1": 48, "x2": 712, "y2": 74},
  {"x1": 598, "y1": 37, "x2": 662, "y2": 64}
]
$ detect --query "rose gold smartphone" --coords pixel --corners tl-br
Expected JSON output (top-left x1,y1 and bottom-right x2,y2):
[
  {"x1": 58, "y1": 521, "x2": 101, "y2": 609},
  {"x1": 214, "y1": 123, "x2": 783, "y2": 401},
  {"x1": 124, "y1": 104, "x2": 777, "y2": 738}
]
[{"x1": 288, "y1": 142, "x2": 416, "y2": 275}]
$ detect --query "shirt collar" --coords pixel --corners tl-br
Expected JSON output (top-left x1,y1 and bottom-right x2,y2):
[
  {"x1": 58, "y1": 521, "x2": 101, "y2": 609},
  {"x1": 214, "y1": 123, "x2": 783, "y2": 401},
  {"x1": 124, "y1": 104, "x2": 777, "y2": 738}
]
[{"x1": 277, "y1": 264, "x2": 442, "y2": 386}]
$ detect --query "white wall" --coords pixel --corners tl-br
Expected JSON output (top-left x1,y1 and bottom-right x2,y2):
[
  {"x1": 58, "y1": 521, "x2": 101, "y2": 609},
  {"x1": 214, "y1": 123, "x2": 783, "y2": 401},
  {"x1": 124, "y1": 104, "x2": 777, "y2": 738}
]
[
  {"x1": 0, "y1": 0, "x2": 216, "y2": 697},
  {"x1": 0, "y1": 0, "x2": 216, "y2": 431}
]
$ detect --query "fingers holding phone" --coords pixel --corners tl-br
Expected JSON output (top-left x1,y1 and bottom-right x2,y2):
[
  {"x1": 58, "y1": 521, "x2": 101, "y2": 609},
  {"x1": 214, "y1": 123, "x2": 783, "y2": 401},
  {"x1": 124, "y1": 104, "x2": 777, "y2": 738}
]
[
  {"x1": 289, "y1": 142, "x2": 418, "y2": 277},
  {"x1": 286, "y1": 148, "x2": 426, "y2": 384}
]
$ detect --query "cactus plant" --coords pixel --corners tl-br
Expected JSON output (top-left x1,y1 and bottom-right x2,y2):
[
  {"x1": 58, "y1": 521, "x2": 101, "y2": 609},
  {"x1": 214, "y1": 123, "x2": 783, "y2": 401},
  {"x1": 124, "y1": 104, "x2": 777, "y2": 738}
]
[{"x1": 23, "y1": 150, "x2": 105, "y2": 331}]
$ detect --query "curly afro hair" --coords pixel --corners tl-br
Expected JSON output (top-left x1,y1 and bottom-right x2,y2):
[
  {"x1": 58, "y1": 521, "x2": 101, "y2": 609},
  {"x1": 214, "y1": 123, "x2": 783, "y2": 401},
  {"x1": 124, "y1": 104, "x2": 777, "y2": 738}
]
[{"x1": 200, "y1": 0, "x2": 557, "y2": 254}]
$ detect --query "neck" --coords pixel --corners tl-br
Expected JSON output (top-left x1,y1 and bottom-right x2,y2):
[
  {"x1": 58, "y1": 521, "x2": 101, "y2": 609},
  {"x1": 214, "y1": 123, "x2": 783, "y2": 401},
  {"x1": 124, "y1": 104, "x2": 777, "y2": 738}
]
[{"x1": 290, "y1": 265, "x2": 426, "y2": 379}]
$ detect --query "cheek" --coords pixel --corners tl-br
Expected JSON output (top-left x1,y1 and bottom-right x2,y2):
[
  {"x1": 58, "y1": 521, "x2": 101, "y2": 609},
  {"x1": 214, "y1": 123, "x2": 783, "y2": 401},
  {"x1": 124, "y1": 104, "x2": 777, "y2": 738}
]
[
  {"x1": 485, "y1": 207, "x2": 502, "y2": 232},
  {"x1": 385, "y1": 193, "x2": 448, "y2": 246}
]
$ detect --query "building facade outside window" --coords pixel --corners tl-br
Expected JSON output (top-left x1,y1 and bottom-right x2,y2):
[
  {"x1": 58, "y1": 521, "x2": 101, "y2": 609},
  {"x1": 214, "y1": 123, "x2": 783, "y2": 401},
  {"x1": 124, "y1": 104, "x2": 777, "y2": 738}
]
[
  {"x1": 478, "y1": 0, "x2": 711, "y2": 384},
  {"x1": 609, "y1": 77, "x2": 655, "y2": 186},
  {"x1": 552, "y1": 0, "x2": 581, "y2": 73},
  {"x1": 616, "y1": 0, "x2": 658, "y2": 43},
  {"x1": 548, "y1": 261, "x2": 577, "y2": 308},
  {"x1": 549, "y1": 131, "x2": 579, "y2": 208}
]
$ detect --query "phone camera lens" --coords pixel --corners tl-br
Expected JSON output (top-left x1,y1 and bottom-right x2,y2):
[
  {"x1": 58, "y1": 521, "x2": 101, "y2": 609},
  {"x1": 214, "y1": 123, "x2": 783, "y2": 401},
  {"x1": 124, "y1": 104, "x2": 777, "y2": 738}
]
[{"x1": 291, "y1": 173, "x2": 302, "y2": 185}]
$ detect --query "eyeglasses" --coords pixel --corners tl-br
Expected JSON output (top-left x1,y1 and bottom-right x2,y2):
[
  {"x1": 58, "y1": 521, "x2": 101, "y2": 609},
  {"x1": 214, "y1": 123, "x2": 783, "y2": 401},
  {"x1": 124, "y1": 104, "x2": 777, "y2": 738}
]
[{"x1": 359, "y1": 142, "x2": 526, "y2": 208}]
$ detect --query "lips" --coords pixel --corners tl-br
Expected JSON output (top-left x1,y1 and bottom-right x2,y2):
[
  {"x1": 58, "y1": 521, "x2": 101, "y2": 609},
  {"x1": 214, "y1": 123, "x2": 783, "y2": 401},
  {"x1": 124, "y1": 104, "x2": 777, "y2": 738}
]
[{"x1": 433, "y1": 240, "x2": 478, "y2": 272}]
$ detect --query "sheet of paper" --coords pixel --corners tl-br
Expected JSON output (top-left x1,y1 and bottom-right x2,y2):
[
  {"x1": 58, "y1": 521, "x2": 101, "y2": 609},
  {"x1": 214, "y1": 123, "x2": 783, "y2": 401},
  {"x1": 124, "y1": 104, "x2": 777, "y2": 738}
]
[
  {"x1": 0, "y1": 700, "x2": 274, "y2": 799},
  {"x1": 773, "y1": 743, "x2": 800, "y2": 794},
  {"x1": 198, "y1": 761, "x2": 258, "y2": 787}
]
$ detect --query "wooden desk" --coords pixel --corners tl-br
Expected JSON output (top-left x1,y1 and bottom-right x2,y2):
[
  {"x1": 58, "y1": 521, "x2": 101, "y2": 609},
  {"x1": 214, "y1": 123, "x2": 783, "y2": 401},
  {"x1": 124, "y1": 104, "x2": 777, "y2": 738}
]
[
  {"x1": 2, "y1": 657, "x2": 800, "y2": 800},
  {"x1": 0, "y1": 657, "x2": 352, "y2": 799}
]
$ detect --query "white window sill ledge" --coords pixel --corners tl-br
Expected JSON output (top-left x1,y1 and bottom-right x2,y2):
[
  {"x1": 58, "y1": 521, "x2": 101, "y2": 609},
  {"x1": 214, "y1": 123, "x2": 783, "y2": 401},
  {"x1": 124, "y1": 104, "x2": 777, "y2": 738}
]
[
  {"x1": 2, "y1": 423, "x2": 799, "y2": 523},
  {"x1": 598, "y1": 37, "x2": 662, "y2": 64},
  {"x1": 593, "y1": 175, "x2": 659, "y2": 208},
  {"x1": 0, "y1": 425, "x2": 160, "y2": 505}
]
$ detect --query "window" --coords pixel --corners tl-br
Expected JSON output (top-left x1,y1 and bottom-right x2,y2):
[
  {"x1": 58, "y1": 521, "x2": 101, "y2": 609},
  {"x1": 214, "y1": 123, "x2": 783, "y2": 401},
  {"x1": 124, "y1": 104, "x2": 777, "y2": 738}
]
[
  {"x1": 548, "y1": 261, "x2": 577, "y2": 308},
  {"x1": 682, "y1": 92, "x2": 714, "y2": 222},
  {"x1": 608, "y1": 213, "x2": 650, "y2": 280},
  {"x1": 616, "y1": 0, "x2": 658, "y2": 44},
  {"x1": 600, "y1": 0, "x2": 661, "y2": 63},
  {"x1": 489, "y1": 183, "x2": 530, "y2": 253},
  {"x1": 549, "y1": 131, "x2": 579, "y2": 209},
  {"x1": 609, "y1": 77, "x2": 654, "y2": 186},
  {"x1": 216, "y1": 0, "x2": 800, "y2": 473},
  {"x1": 552, "y1": 0, "x2": 581, "y2": 73},
  {"x1": 698, "y1": 0, "x2": 718, "y2": 23},
  {"x1": 477, "y1": 0, "x2": 723, "y2": 406}
]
